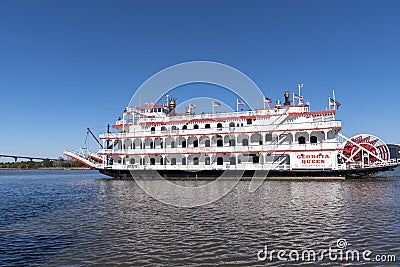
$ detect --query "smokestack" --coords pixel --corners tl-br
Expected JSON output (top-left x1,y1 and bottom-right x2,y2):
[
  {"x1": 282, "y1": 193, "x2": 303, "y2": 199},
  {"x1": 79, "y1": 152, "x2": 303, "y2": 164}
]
[{"x1": 284, "y1": 91, "x2": 291, "y2": 106}]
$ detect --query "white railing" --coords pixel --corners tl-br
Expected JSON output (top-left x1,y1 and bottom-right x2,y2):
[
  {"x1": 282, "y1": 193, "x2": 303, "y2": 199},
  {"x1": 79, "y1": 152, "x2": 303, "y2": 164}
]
[
  {"x1": 115, "y1": 119, "x2": 133, "y2": 125},
  {"x1": 98, "y1": 142, "x2": 342, "y2": 156},
  {"x1": 100, "y1": 120, "x2": 342, "y2": 139},
  {"x1": 102, "y1": 163, "x2": 293, "y2": 171}
]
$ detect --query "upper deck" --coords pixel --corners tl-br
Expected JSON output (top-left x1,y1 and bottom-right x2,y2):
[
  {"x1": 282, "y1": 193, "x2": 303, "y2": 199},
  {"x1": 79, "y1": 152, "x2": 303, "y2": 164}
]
[{"x1": 113, "y1": 104, "x2": 335, "y2": 127}]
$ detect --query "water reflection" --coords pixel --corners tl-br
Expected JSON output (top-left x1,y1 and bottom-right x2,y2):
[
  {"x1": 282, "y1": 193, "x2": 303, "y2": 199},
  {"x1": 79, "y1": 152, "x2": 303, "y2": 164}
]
[{"x1": 0, "y1": 170, "x2": 399, "y2": 266}]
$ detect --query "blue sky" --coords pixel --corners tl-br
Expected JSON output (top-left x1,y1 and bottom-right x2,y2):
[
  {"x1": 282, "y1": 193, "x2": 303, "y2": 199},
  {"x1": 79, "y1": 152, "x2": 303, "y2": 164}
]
[{"x1": 0, "y1": 0, "x2": 399, "y2": 160}]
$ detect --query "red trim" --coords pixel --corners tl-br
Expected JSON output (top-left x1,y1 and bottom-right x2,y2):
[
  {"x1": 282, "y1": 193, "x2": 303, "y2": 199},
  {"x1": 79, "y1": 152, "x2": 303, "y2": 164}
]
[
  {"x1": 64, "y1": 153, "x2": 94, "y2": 168},
  {"x1": 136, "y1": 110, "x2": 335, "y2": 126},
  {"x1": 288, "y1": 110, "x2": 336, "y2": 116},
  {"x1": 137, "y1": 115, "x2": 268, "y2": 126},
  {"x1": 112, "y1": 124, "x2": 133, "y2": 129},
  {"x1": 262, "y1": 104, "x2": 309, "y2": 109},
  {"x1": 101, "y1": 126, "x2": 342, "y2": 140},
  {"x1": 100, "y1": 148, "x2": 342, "y2": 157},
  {"x1": 135, "y1": 104, "x2": 166, "y2": 109},
  {"x1": 112, "y1": 110, "x2": 337, "y2": 128},
  {"x1": 89, "y1": 154, "x2": 104, "y2": 162}
]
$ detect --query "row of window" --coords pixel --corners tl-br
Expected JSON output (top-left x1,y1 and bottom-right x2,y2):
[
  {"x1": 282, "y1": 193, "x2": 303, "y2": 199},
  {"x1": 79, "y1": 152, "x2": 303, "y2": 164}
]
[
  {"x1": 150, "y1": 121, "x2": 253, "y2": 133},
  {"x1": 119, "y1": 135, "x2": 319, "y2": 149},
  {"x1": 115, "y1": 156, "x2": 260, "y2": 165}
]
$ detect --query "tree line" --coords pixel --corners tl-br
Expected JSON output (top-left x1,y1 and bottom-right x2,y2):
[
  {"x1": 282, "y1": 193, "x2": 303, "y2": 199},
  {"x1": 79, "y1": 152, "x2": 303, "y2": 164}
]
[{"x1": 0, "y1": 158, "x2": 87, "y2": 169}]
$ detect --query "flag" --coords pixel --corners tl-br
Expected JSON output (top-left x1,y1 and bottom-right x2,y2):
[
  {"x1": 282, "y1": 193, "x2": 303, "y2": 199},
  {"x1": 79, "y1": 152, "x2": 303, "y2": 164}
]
[
  {"x1": 189, "y1": 103, "x2": 197, "y2": 108},
  {"x1": 237, "y1": 99, "x2": 245, "y2": 105},
  {"x1": 330, "y1": 98, "x2": 341, "y2": 108},
  {"x1": 294, "y1": 94, "x2": 303, "y2": 100},
  {"x1": 264, "y1": 97, "x2": 272, "y2": 103},
  {"x1": 299, "y1": 83, "x2": 304, "y2": 88},
  {"x1": 213, "y1": 101, "x2": 221, "y2": 107}
]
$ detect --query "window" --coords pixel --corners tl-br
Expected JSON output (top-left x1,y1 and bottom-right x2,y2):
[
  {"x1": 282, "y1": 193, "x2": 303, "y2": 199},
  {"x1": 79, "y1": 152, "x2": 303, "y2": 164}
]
[
  {"x1": 182, "y1": 140, "x2": 186, "y2": 148},
  {"x1": 310, "y1": 136, "x2": 318, "y2": 144},
  {"x1": 171, "y1": 141, "x2": 175, "y2": 148},
  {"x1": 171, "y1": 158, "x2": 176, "y2": 165},
  {"x1": 217, "y1": 157, "x2": 223, "y2": 165},
  {"x1": 298, "y1": 136, "x2": 306, "y2": 144},
  {"x1": 193, "y1": 157, "x2": 199, "y2": 165},
  {"x1": 205, "y1": 140, "x2": 210, "y2": 147},
  {"x1": 205, "y1": 157, "x2": 210, "y2": 165},
  {"x1": 182, "y1": 158, "x2": 186, "y2": 165},
  {"x1": 230, "y1": 157, "x2": 236, "y2": 165},
  {"x1": 229, "y1": 139, "x2": 235, "y2": 146},
  {"x1": 229, "y1": 122, "x2": 235, "y2": 128},
  {"x1": 150, "y1": 158, "x2": 155, "y2": 165},
  {"x1": 193, "y1": 140, "x2": 198, "y2": 147},
  {"x1": 160, "y1": 158, "x2": 164, "y2": 165},
  {"x1": 242, "y1": 138, "x2": 249, "y2": 146},
  {"x1": 171, "y1": 125, "x2": 178, "y2": 131},
  {"x1": 151, "y1": 127, "x2": 155, "y2": 133},
  {"x1": 182, "y1": 125, "x2": 187, "y2": 130},
  {"x1": 253, "y1": 156, "x2": 259, "y2": 163},
  {"x1": 194, "y1": 124, "x2": 199, "y2": 129},
  {"x1": 217, "y1": 123, "x2": 222, "y2": 129},
  {"x1": 217, "y1": 139, "x2": 223, "y2": 147},
  {"x1": 161, "y1": 126, "x2": 167, "y2": 131},
  {"x1": 205, "y1": 124, "x2": 211, "y2": 129},
  {"x1": 247, "y1": 119, "x2": 252, "y2": 125},
  {"x1": 265, "y1": 133, "x2": 273, "y2": 142},
  {"x1": 130, "y1": 158, "x2": 135, "y2": 164},
  {"x1": 150, "y1": 142, "x2": 154, "y2": 149}
]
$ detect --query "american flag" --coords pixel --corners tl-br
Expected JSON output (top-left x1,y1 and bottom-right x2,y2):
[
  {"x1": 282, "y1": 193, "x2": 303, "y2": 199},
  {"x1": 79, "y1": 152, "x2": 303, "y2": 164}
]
[
  {"x1": 213, "y1": 101, "x2": 221, "y2": 107},
  {"x1": 189, "y1": 103, "x2": 197, "y2": 108},
  {"x1": 330, "y1": 98, "x2": 341, "y2": 108},
  {"x1": 294, "y1": 94, "x2": 303, "y2": 100},
  {"x1": 264, "y1": 97, "x2": 273, "y2": 103},
  {"x1": 237, "y1": 99, "x2": 245, "y2": 105}
]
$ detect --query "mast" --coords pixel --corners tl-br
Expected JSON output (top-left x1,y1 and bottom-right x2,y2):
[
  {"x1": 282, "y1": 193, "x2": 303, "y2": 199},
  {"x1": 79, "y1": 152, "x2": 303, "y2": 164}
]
[
  {"x1": 86, "y1": 128, "x2": 103, "y2": 149},
  {"x1": 297, "y1": 82, "x2": 303, "y2": 104}
]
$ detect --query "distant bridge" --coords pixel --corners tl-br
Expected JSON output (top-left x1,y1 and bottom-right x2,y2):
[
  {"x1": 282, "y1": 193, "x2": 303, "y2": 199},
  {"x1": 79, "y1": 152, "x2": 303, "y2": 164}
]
[{"x1": 0, "y1": 154, "x2": 58, "y2": 162}]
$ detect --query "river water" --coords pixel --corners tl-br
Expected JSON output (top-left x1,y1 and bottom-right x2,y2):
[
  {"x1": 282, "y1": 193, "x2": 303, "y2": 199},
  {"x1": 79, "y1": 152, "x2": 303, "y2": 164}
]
[{"x1": 0, "y1": 169, "x2": 399, "y2": 266}]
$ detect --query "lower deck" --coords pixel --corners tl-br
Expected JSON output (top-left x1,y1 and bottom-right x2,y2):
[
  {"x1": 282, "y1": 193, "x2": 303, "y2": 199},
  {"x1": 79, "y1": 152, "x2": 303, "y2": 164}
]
[{"x1": 99, "y1": 164, "x2": 398, "y2": 179}]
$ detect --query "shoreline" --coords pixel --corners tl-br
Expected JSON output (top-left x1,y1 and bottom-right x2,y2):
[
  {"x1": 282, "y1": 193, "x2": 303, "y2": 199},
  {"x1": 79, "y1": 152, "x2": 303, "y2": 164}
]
[{"x1": 0, "y1": 167, "x2": 92, "y2": 170}]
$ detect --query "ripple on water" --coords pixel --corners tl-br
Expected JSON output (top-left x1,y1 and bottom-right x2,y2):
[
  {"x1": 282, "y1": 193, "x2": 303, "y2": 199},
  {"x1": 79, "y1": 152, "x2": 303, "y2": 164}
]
[{"x1": 0, "y1": 170, "x2": 399, "y2": 266}]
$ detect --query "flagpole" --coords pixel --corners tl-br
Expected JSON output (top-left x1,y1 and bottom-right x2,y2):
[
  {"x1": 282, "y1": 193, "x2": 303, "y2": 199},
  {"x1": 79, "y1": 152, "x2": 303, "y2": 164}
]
[
  {"x1": 298, "y1": 82, "x2": 301, "y2": 104},
  {"x1": 212, "y1": 101, "x2": 214, "y2": 114},
  {"x1": 236, "y1": 99, "x2": 238, "y2": 112},
  {"x1": 293, "y1": 93, "x2": 295, "y2": 105},
  {"x1": 332, "y1": 89, "x2": 336, "y2": 110},
  {"x1": 328, "y1": 97, "x2": 331, "y2": 110}
]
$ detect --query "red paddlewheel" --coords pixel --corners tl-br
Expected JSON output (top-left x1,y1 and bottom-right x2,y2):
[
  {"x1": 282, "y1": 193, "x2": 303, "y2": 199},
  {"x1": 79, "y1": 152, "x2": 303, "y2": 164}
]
[{"x1": 342, "y1": 134, "x2": 389, "y2": 164}]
